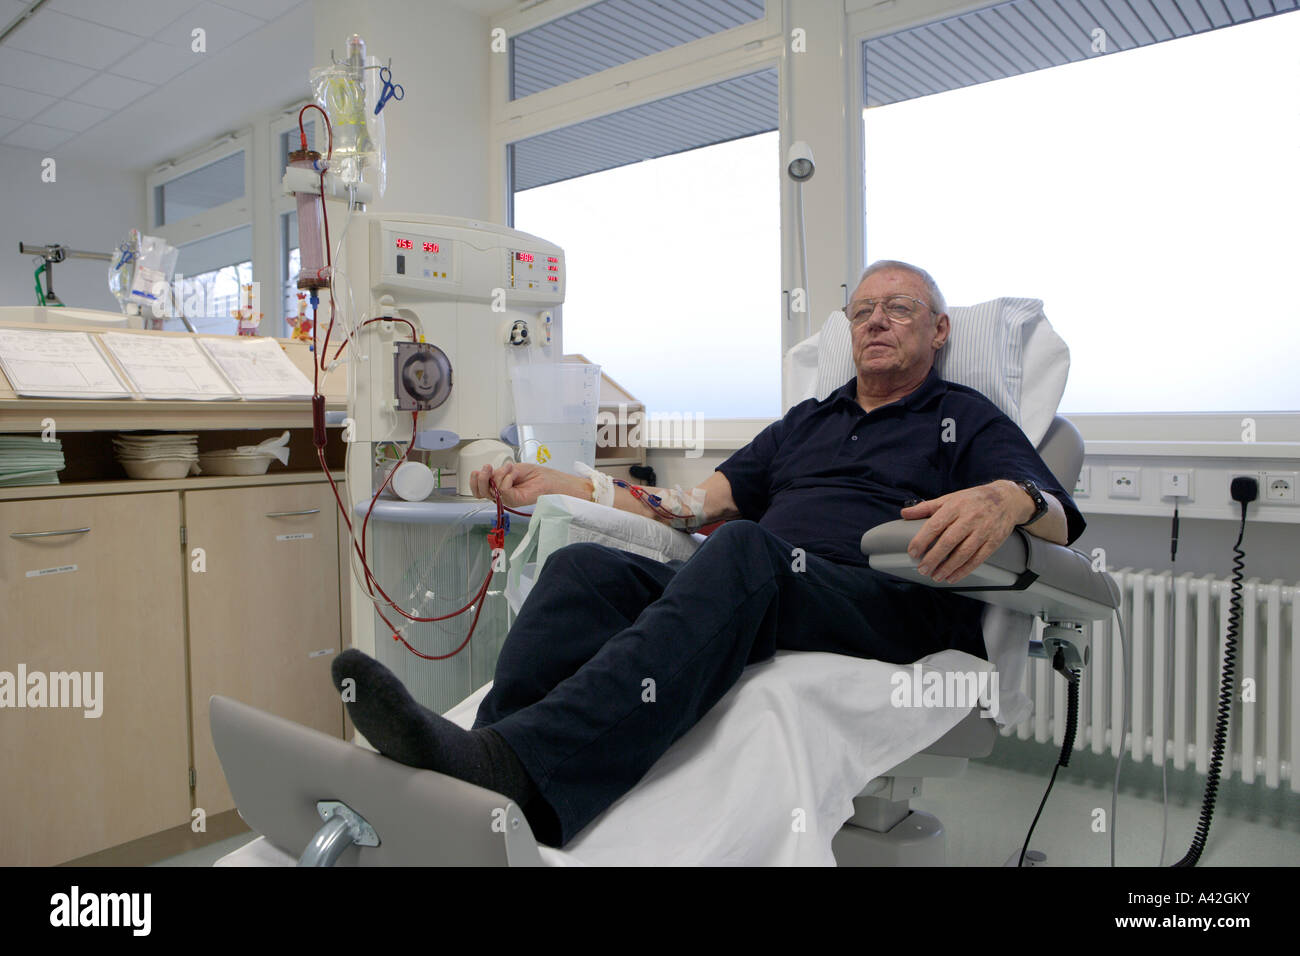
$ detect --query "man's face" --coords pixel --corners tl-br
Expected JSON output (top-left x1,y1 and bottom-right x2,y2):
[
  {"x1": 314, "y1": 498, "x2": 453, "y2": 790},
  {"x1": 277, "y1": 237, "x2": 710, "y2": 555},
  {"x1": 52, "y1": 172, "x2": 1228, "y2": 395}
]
[{"x1": 847, "y1": 268, "x2": 949, "y2": 380}]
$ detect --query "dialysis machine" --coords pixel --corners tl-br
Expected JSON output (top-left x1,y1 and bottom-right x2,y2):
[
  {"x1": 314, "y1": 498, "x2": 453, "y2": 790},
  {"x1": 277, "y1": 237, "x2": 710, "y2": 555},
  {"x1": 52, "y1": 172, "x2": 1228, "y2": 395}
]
[{"x1": 339, "y1": 213, "x2": 566, "y2": 709}]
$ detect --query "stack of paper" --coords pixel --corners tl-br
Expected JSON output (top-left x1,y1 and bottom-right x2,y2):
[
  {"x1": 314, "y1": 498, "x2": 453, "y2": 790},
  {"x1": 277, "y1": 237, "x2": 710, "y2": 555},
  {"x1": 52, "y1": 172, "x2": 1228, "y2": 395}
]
[{"x1": 0, "y1": 435, "x2": 65, "y2": 486}]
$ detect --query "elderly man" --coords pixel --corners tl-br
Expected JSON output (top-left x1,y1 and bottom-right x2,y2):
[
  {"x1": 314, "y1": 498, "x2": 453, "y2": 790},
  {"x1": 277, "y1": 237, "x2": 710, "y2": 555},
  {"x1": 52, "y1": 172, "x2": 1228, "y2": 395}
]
[{"x1": 332, "y1": 259, "x2": 1084, "y2": 848}]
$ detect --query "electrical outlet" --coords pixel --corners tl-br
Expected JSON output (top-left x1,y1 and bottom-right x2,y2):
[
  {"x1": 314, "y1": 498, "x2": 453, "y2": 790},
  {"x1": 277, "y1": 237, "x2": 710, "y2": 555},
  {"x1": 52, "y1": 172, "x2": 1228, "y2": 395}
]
[
  {"x1": 1159, "y1": 469, "x2": 1194, "y2": 500},
  {"x1": 1074, "y1": 465, "x2": 1090, "y2": 498},
  {"x1": 1108, "y1": 468, "x2": 1141, "y2": 500},
  {"x1": 1264, "y1": 472, "x2": 1297, "y2": 503}
]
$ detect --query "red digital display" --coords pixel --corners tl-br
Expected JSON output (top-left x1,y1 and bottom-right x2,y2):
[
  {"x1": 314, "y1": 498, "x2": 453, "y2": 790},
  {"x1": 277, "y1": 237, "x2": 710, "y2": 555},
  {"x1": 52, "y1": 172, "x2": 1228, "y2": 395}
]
[
  {"x1": 547, "y1": 265, "x2": 557, "y2": 272},
  {"x1": 547, "y1": 276, "x2": 558, "y2": 282},
  {"x1": 423, "y1": 241, "x2": 439, "y2": 253},
  {"x1": 515, "y1": 252, "x2": 534, "y2": 262},
  {"x1": 395, "y1": 238, "x2": 413, "y2": 250},
  {"x1": 547, "y1": 256, "x2": 558, "y2": 263}
]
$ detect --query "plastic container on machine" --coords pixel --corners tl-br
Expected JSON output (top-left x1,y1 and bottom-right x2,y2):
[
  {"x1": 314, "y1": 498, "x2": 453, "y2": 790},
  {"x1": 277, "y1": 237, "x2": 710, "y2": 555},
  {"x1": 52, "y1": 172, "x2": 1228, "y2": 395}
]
[{"x1": 510, "y1": 363, "x2": 601, "y2": 473}]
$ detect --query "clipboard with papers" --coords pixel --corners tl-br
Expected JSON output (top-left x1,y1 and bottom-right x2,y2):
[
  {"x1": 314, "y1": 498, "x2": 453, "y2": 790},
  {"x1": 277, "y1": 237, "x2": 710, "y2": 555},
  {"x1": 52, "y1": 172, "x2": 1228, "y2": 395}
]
[{"x1": 0, "y1": 327, "x2": 316, "y2": 401}]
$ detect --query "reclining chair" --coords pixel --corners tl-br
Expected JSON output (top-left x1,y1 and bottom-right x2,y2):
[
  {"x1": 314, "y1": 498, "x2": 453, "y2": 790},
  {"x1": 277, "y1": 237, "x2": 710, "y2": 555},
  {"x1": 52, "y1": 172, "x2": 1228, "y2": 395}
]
[{"x1": 210, "y1": 298, "x2": 1120, "y2": 866}]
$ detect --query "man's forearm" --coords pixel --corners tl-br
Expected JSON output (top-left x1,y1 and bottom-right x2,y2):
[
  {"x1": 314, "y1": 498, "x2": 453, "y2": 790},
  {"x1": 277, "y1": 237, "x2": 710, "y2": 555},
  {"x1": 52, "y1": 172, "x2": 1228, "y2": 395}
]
[{"x1": 556, "y1": 470, "x2": 734, "y2": 527}]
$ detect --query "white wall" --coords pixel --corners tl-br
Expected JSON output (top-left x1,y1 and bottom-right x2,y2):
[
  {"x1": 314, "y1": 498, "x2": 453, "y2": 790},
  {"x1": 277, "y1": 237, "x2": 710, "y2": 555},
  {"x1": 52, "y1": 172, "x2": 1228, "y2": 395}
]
[
  {"x1": 313, "y1": 0, "x2": 492, "y2": 221},
  {"x1": 0, "y1": 145, "x2": 146, "y2": 313}
]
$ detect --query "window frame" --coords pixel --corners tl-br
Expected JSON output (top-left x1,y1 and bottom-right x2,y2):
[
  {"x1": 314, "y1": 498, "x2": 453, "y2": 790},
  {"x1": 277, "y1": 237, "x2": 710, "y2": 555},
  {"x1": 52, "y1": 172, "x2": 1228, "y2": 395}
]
[
  {"x1": 146, "y1": 132, "x2": 253, "y2": 248},
  {"x1": 847, "y1": 0, "x2": 1300, "y2": 433},
  {"x1": 142, "y1": 104, "x2": 319, "y2": 340},
  {"x1": 489, "y1": 0, "x2": 784, "y2": 443}
]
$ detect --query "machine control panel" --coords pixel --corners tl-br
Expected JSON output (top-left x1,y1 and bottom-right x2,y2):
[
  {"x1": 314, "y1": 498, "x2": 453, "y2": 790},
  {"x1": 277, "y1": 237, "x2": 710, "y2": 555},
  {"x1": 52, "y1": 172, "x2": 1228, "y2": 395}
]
[
  {"x1": 509, "y1": 249, "x2": 564, "y2": 293},
  {"x1": 385, "y1": 227, "x2": 454, "y2": 284}
]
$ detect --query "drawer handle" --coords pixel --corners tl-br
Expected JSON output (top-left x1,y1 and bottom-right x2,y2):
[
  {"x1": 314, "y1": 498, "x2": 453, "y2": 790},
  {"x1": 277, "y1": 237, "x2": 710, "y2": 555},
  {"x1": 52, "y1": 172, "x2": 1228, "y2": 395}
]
[
  {"x1": 265, "y1": 509, "x2": 321, "y2": 518},
  {"x1": 10, "y1": 527, "x2": 91, "y2": 539}
]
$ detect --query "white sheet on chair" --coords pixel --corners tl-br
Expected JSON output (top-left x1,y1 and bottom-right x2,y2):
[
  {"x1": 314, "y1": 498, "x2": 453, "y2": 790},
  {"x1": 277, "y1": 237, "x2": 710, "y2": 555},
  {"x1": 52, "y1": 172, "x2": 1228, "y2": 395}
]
[
  {"x1": 453, "y1": 647, "x2": 989, "y2": 866},
  {"x1": 216, "y1": 648, "x2": 990, "y2": 867}
]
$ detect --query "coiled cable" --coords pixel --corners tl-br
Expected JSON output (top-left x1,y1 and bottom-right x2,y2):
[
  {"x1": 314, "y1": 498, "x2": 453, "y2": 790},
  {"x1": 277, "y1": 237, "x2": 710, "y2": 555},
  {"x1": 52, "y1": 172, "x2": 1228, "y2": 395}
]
[
  {"x1": 1018, "y1": 647, "x2": 1081, "y2": 866},
  {"x1": 1172, "y1": 497, "x2": 1248, "y2": 867}
]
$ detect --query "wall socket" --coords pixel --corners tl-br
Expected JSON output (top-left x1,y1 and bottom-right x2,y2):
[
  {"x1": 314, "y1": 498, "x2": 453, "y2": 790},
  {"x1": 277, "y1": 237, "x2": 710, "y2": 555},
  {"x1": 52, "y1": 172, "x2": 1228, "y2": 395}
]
[
  {"x1": 1264, "y1": 472, "x2": 1297, "y2": 503},
  {"x1": 1159, "y1": 468, "x2": 1194, "y2": 500},
  {"x1": 1074, "y1": 465, "x2": 1091, "y2": 498},
  {"x1": 1108, "y1": 468, "x2": 1141, "y2": 499}
]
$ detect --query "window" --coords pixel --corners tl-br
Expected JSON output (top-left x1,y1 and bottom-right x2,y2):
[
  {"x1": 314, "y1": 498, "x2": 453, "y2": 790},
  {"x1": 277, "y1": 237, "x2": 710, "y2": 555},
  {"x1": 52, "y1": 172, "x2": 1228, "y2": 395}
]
[
  {"x1": 862, "y1": 4, "x2": 1300, "y2": 413},
  {"x1": 165, "y1": 225, "x2": 254, "y2": 335},
  {"x1": 511, "y1": 68, "x2": 780, "y2": 418},
  {"x1": 282, "y1": 210, "x2": 303, "y2": 331},
  {"x1": 153, "y1": 151, "x2": 245, "y2": 227},
  {"x1": 515, "y1": 131, "x2": 780, "y2": 418}
]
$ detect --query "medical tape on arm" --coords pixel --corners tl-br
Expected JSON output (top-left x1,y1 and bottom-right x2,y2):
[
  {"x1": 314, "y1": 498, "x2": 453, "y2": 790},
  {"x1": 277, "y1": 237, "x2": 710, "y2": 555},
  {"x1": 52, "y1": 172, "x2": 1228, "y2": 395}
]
[
  {"x1": 574, "y1": 461, "x2": 616, "y2": 507},
  {"x1": 660, "y1": 485, "x2": 707, "y2": 531}
]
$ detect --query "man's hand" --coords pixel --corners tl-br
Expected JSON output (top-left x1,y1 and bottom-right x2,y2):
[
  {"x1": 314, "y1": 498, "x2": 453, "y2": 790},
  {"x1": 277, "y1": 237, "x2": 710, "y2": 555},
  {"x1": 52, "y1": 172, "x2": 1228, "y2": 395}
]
[
  {"x1": 469, "y1": 462, "x2": 582, "y2": 508},
  {"x1": 899, "y1": 481, "x2": 1035, "y2": 584}
]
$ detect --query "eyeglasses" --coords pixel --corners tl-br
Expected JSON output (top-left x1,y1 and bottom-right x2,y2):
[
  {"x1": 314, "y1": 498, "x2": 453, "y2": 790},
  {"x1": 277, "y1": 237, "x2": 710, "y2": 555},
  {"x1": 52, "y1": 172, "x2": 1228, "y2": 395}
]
[{"x1": 846, "y1": 294, "x2": 936, "y2": 327}]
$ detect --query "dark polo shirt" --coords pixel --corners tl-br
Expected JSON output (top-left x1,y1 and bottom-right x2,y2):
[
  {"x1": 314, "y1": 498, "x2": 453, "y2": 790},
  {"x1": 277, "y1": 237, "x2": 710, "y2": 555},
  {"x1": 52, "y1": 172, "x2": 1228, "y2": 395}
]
[{"x1": 716, "y1": 367, "x2": 1085, "y2": 568}]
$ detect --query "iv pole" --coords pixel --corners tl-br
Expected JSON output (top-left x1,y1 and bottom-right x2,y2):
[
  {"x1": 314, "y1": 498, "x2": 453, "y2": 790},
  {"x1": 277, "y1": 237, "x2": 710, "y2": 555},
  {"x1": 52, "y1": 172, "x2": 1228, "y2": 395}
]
[{"x1": 18, "y1": 241, "x2": 113, "y2": 307}]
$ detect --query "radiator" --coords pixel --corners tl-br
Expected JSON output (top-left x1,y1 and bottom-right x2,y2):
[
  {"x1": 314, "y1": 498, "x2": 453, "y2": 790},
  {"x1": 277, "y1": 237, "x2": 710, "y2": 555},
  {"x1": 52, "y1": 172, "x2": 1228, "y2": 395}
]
[{"x1": 1013, "y1": 570, "x2": 1298, "y2": 792}]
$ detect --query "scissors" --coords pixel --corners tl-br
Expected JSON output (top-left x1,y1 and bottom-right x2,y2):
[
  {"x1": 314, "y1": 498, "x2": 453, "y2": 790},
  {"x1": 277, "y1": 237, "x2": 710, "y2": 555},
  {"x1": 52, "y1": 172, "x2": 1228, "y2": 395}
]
[{"x1": 375, "y1": 66, "x2": 403, "y2": 115}]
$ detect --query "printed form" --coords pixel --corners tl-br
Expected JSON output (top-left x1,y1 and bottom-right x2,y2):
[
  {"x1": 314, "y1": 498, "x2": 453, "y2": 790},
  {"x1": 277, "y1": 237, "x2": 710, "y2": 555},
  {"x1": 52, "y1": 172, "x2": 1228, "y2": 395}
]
[
  {"x1": 101, "y1": 333, "x2": 236, "y2": 399},
  {"x1": 0, "y1": 328, "x2": 131, "y2": 398},
  {"x1": 198, "y1": 337, "x2": 314, "y2": 399}
]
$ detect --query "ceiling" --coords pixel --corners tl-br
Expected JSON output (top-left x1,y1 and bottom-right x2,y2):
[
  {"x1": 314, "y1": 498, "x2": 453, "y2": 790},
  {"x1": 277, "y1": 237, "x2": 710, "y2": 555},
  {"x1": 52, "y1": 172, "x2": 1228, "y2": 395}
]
[
  {"x1": 448, "y1": 0, "x2": 535, "y2": 15},
  {"x1": 0, "y1": 0, "x2": 313, "y2": 172}
]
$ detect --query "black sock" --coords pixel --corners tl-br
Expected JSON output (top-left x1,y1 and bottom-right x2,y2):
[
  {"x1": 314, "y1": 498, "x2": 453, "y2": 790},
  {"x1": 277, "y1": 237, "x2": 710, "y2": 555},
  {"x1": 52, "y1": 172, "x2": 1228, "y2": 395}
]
[{"x1": 331, "y1": 649, "x2": 538, "y2": 809}]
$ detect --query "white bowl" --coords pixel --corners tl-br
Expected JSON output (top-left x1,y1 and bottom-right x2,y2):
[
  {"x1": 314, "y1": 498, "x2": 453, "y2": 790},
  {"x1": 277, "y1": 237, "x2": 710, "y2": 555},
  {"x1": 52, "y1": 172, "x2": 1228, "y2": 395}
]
[
  {"x1": 121, "y1": 458, "x2": 195, "y2": 480},
  {"x1": 197, "y1": 453, "x2": 273, "y2": 476}
]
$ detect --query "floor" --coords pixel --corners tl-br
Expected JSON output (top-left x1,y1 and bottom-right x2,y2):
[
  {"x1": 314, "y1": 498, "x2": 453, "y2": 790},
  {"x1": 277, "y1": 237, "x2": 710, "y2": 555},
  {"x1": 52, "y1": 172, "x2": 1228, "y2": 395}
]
[
  {"x1": 151, "y1": 735, "x2": 1299, "y2": 866},
  {"x1": 915, "y1": 736, "x2": 1300, "y2": 866}
]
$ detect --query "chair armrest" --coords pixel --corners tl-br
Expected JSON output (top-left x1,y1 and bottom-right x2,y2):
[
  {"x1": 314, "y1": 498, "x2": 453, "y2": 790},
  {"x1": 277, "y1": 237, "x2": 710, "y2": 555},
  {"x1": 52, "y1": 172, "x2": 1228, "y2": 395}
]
[{"x1": 860, "y1": 519, "x2": 1119, "y2": 622}]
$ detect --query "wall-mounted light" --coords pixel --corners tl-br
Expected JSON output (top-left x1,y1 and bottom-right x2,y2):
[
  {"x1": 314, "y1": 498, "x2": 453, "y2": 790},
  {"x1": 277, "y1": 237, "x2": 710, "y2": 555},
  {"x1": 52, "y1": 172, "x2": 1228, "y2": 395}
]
[
  {"x1": 786, "y1": 141, "x2": 815, "y2": 337},
  {"x1": 786, "y1": 140, "x2": 815, "y2": 182}
]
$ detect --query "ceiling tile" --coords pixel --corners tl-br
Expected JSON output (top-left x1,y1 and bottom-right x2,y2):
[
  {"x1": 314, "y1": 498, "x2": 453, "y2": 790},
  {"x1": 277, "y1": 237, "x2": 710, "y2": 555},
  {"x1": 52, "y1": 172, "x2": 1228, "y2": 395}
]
[
  {"x1": 3, "y1": 122, "x2": 78, "y2": 150},
  {"x1": 210, "y1": 0, "x2": 302, "y2": 20},
  {"x1": 107, "y1": 39, "x2": 199, "y2": 83},
  {"x1": 0, "y1": 114, "x2": 20, "y2": 138},
  {"x1": 0, "y1": 82, "x2": 56, "y2": 121},
  {"x1": 153, "y1": 1, "x2": 260, "y2": 54},
  {"x1": 65, "y1": 71, "x2": 155, "y2": 110},
  {"x1": 0, "y1": 0, "x2": 30, "y2": 19},
  {"x1": 47, "y1": 0, "x2": 199, "y2": 37},
  {"x1": 37, "y1": 98, "x2": 112, "y2": 132},
  {"x1": 4, "y1": 8, "x2": 144, "y2": 70},
  {"x1": 0, "y1": 46, "x2": 97, "y2": 97}
]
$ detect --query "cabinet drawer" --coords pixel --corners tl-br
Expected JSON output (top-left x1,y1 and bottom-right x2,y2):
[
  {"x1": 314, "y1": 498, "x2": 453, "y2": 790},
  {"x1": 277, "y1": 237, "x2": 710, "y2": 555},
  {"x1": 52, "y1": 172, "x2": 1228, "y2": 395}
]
[
  {"x1": 184, "y1": 483, "x2": 344, "y2": 813},
  {"x1": 0, "y1": 493, "x2": 190, "y2": 865}
]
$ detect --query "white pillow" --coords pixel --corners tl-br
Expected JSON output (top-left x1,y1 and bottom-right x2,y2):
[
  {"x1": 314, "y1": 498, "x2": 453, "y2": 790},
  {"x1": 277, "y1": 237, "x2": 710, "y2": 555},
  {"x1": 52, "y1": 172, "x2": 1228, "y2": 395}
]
[
  {"x1": 504, "y1": 494, "x2": 702, "y2": 613},
  {"x1": 807, "y1": 297, "x2": 1070, "y2": 446}
]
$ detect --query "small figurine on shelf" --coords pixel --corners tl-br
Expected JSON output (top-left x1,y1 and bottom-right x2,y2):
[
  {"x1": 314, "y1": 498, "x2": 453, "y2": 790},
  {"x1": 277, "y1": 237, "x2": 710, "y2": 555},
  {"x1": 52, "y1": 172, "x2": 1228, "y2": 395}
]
[
  {"x1": 287, "y1": 291, "x2": 314, "y2": 342},
  {"x1": 232, "y1": 283, "x2": 263, "y2": 336}
]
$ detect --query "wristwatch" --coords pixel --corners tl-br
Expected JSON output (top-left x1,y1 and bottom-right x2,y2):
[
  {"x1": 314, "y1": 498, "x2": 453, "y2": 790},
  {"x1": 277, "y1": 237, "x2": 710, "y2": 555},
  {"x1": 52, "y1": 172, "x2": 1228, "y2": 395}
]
[{"x1": 1013, "y1": 479, "x2": 1049, "y2": 527}]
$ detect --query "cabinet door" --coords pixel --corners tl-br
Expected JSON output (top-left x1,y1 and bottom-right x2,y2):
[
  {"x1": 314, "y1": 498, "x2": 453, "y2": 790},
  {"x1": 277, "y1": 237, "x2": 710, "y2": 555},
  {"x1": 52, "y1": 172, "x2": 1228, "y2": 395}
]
[
  {"x1": 185, "y1": 483, "x2": 343, "y2": 813},
  {"x1": 0, "y1": 493, "x2": 190, "y2": 865}
]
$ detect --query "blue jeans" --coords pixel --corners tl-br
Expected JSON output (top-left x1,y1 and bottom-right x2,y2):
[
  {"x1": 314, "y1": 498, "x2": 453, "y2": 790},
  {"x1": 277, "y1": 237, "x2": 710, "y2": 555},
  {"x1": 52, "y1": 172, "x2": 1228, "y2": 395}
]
[{"x1": 472, "y1": 520, "x2": 986, "y2": 847}]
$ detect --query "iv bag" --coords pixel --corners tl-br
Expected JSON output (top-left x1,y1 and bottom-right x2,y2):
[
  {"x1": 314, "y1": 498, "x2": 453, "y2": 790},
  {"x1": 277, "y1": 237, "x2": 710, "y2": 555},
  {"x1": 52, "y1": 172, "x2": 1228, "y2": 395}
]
[{"x1": 310, "y1": 54, "x2": 387, "y2": 198}]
